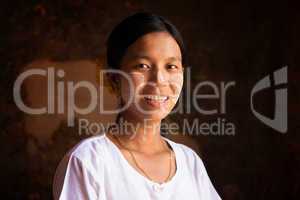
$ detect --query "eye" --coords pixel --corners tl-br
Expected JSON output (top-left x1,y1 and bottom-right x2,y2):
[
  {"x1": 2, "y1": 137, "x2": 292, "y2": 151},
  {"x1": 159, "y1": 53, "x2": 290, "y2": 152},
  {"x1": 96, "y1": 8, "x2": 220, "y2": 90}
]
[
  {"x1": 136, "y1": 63, "x2": 150, "y2": 70},
  {"x1": 166, "y1": 64, "x2": 178, "y2": 70}
]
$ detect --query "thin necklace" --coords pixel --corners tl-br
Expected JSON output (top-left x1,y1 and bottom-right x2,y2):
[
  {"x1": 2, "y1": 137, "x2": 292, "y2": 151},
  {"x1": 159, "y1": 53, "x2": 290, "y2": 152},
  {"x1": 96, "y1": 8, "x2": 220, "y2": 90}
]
[{"x1": 112, "y1": 134, "x2": 173, "y2": 183}]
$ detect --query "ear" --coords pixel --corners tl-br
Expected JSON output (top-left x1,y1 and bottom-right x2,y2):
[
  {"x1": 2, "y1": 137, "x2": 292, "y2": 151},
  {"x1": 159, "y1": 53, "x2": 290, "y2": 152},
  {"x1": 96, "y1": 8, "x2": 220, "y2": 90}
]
[{"x1": 106, "y1": 73, "x2": 121, "y2": 94}]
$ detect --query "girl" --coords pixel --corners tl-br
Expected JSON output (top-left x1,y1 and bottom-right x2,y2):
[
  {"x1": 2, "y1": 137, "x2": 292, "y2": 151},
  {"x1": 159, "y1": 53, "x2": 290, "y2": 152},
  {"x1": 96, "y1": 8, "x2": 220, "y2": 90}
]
[{"x1": 53, "y1": 12, "x2": 221, "y2": 200}]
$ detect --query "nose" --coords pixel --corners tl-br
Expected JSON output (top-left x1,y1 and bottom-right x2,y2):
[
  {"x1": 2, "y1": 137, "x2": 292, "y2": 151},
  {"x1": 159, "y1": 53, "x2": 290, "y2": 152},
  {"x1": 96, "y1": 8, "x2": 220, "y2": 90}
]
[{"x1": 149, "y1": 68, "x2": 169, "y2": 87}]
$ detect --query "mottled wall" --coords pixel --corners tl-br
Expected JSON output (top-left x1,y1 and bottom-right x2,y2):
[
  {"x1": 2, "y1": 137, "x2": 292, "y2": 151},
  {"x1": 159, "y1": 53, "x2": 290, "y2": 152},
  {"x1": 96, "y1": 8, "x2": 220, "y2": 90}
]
[{"x1": 0, "y1": 0, "x2": 299, "y2": 199}]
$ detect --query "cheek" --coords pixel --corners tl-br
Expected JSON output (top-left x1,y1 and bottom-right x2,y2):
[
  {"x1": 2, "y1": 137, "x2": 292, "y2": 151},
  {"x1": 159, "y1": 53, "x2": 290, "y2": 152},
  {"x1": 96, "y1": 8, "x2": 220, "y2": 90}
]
[
  {"x1": 120, "y1": 73, "x2": 147, "y2": 102},
  {"x1": 168, "y1": 74, "x2": 184, "y2": 107},
  {"x1": 169, "y1": 85, "x2": 182, "y2": 107},
  {"x1": 170, "y1": 74, "x2": 184, "y2": 96}
]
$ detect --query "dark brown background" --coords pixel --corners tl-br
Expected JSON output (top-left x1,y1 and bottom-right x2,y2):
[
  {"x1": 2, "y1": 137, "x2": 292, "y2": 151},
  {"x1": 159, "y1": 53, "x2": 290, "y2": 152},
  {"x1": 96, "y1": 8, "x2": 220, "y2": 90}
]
[{"x1": 0, "y1": 0, "x2": 299, "y2": 199}]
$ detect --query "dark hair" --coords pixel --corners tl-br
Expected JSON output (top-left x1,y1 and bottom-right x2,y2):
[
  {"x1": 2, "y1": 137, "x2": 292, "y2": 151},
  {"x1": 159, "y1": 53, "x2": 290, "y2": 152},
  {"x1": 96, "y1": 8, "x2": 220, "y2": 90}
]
[{"x1": 106, "y1": 12, "x2": 187, "y2": 69}]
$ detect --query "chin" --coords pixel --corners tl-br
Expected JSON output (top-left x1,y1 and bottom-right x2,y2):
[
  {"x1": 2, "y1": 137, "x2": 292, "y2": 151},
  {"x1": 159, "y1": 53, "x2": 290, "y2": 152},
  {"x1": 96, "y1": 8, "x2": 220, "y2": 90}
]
[
  {"x1": 128, "y1": 107, "x2": 170, "y2": 123},
  {"x1": 141, "y1": 112, "x2": 169, "y2": 122},
  {"x1": 123, "y1": 100, "x2": 174, "y2": 122},
  {"x1": 137, "y1": 105, "x2": 172, "y2": 122}
]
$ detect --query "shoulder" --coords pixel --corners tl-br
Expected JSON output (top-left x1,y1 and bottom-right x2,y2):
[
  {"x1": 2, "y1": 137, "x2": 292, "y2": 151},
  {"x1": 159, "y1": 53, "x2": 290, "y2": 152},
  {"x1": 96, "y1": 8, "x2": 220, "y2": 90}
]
[
  {"x1": 167, "y1": 139, "x2": 222, "y2": 200},
  {"x1": 59, "y1": 134, "x2": 107, "y2": 171},
  {"x1": 54, "y1": 134, "x2": 107, "y2": 185},
  {"x1": 53, "y1": 135, "x2": 106, "y2": 199},
  {"x1": 166, "y1": 138, "x2": 206, "y2": 173},
  {"x1": 69, "y1": 135, "x2": 106, "y2": 159},
  {"x1": 166, "y1": 138, "x2": 201, "y2": 160}
]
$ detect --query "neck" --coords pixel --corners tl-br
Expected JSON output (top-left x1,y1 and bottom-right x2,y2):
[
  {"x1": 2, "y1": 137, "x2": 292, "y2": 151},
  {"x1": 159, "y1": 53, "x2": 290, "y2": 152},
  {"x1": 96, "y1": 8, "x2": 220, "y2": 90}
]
[{"x1": 109, "y1": 112, "x2": 166, "y2": 154}]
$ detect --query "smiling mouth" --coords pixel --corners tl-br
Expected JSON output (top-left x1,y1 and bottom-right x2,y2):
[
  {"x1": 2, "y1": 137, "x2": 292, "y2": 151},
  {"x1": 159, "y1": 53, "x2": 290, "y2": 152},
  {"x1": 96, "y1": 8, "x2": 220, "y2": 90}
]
[
  {"x1": 142, "y1": 95, "x2": 169, "y2": 107},
  {"x1": 143, "y1": 95, "x2": 169, "y2": 101}
]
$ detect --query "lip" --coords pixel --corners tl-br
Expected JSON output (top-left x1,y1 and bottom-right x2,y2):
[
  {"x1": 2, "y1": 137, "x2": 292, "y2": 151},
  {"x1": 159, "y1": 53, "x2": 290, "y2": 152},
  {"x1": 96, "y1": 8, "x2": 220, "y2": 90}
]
[{"x1": 141, "y1": 95, "x2": 169, "y2": 108}]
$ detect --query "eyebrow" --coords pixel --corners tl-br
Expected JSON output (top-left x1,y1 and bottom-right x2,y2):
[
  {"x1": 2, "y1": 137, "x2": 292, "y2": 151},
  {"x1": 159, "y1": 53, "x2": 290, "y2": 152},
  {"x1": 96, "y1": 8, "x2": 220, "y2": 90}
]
[
  {"x1": 166, "y1": 56, "x2": 182, "y2": 62},
  {"x1": 128, "y1": 54, "x2": 182, "y2": 62}
]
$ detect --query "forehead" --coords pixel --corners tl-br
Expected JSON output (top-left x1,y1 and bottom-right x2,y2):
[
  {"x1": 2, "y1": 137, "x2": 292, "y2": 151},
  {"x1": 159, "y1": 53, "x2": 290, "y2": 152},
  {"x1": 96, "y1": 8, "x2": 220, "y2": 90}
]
[{"x1": 123, "y1": 32, "x2": 182, "y2": 61}]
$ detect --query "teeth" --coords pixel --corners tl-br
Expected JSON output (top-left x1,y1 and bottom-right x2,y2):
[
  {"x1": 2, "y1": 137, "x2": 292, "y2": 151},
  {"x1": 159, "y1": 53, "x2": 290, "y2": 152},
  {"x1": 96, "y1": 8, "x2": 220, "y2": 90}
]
[{"x1": 143, "y1": 95, "x2": 168, "y2": 101}]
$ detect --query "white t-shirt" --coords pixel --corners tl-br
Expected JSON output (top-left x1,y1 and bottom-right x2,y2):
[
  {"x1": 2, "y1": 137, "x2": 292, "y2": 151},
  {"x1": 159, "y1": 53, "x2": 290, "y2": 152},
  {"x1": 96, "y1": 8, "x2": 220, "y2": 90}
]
[{"x1": 53, "y1": 134, "x2": 222, "y2": 200}]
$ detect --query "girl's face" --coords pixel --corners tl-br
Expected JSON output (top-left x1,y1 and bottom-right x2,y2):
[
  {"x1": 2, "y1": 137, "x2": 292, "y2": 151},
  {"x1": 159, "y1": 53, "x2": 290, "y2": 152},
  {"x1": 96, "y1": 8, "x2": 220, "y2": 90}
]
[{"x1": 119, "y1": 31, "x2": 184, "y2": 122}]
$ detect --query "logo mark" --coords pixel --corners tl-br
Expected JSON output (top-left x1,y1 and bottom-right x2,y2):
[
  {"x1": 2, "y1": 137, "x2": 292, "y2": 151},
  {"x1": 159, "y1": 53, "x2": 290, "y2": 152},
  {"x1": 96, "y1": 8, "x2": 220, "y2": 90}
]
[{"x1": 250, "y1": 66, "x2": 288, "y2": 133}]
